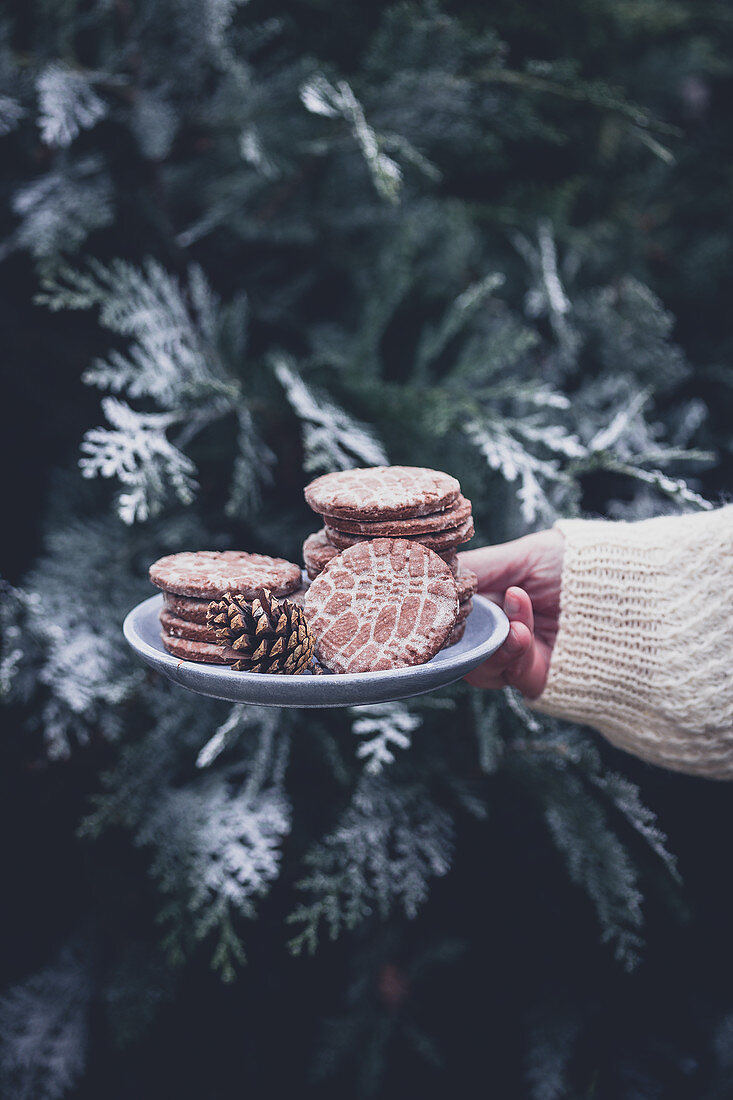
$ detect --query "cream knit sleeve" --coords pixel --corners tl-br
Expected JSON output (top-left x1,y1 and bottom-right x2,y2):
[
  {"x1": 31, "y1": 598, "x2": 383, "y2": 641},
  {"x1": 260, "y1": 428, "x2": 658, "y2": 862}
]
[{"x1": 530, "y1": 505, "x2": 733, "y2": 779}]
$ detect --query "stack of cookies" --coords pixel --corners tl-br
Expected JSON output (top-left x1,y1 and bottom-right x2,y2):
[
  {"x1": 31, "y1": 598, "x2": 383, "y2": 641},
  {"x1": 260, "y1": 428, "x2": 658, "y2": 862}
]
[
  {"x1": 149, "y1": 550, "x2": 304, "y2": 664},
  {"x1": 302, "y1": 466, "x2": 478, "y2": 647}
]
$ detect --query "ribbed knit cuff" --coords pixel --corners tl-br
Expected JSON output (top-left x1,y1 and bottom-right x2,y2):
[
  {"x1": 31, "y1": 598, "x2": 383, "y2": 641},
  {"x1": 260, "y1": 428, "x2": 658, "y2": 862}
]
[{"x1": 530, "y1": 507, "x2": 733, "y2": 779}]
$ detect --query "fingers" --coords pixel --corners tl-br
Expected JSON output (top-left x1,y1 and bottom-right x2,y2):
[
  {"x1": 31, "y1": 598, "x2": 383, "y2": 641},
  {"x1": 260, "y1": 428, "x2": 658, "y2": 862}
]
[
  {"x1": 463, "y1": 586, "x2": 550, "y2": 698},
  {"x1": 463, "y1": 620, "x2": 533, "y2": 690},
  {"x1": 503, "y1": 636, "x2": 551, "y2": 699},
  {"x1": 499, "y1": 587, "x2": 552, "y2": 696}
]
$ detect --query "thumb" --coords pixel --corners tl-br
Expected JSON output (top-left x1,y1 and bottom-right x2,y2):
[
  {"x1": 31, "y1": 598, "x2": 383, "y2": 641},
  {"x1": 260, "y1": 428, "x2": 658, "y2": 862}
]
[{"x1": 458, "y1": 540, "x2": 526, "y2": 603}]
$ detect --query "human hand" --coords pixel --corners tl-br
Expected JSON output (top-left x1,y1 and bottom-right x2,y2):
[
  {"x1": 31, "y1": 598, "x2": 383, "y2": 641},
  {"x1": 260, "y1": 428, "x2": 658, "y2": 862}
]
[{"x1": 458, "y1": 528, "x2": 564, "y2": 699}]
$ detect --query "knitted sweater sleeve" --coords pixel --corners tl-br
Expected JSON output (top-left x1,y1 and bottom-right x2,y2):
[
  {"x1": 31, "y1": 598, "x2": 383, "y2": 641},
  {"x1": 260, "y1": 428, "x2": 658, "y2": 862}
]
[{"x1": 529, "y1": 505, "x2": 733, "y2": 779}]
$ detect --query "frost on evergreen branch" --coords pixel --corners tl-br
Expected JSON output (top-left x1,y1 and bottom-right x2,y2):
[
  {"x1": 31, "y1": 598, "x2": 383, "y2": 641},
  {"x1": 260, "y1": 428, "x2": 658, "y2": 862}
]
[
  {"x1": 588, "y1": 769, "x2": 681, "y2": 884},
  {"x1": 239, "y1": 125, "x2": 280, "y2": 180},
  {"x1": 36, "y1": 64, "x2": 108, "y2": 148},
  {"x1": 196, "y1": 704, "x2": 283, "y2": 772},
  {"x1": 274, "y1": 356, "x2": 387, "y2": 473},
  {"x1": 410, "y1": 258, "x2": 586, "y2": 524},
  {"x1": 544, "y1": 770, "x2": 644, "y2": 969},
  {"x1": 300, "y1": 75, "x2": 403, "y2": 203},
  {"x1": 350, "y1": 703, "x2": 422, "y2": 774},
  {"x1": 466, "y1": 415, "x2": 580, "y2": 525},
  {"x1": 204, "y1": 0, "x2": 250, "y2": 52},
  {"x1": 130, "y1": 88, "x2": 178, "y2": 162},
  {"x1": 287, "y1": 775, "x2": 453, "y2": 955},
  {"x1": 38, "y1": 259, "x2": 239, "y2": 407},
  {"x1": 509, "y1": 724, "x2": 679, "y2": 970},
  {"x1": 0, "y1": 582, "x2": 28, "y2": 701},
  {"x1": 2, "y1": 516, "x2": 147, "y2": 758},
  {"x1": 80, "y1": 398, "x2": 197, "y2": 524},
  {"x1": 142, "y1": 774, "x2": 290, "y2": 980},
  {"x1": 514, "y1": 218, "x2": 579, "y2": 363},
  {"x1": 0, "y1": 940, "x2": 91, "y2": 1100},
  {"x1": 139, "y1": 721, "x2": 291, "y2": 980},
  {"x1": 0, "y1": 94, "x2": 24, "y2": 135},
  {"x1": 416, "y1": 273, "x2": 505, "y2": 372},
  {"x1": 38, "y1": 259, "x2": 271, "y2": 520},
  {"x1": 586, "y1": 388, "x2": 653, "y2": 455},
  {"x1": 6, "y1": 156, "x2": 113, "y2": 262},
  {"x1": 579, "y1": 276, "x2": 689, "y2": 388},
  {"x1": 524, "y1": 1002, "x2": 581, "y2": 1100},
  {"x1": 455, "y1": 225, "x2": 713, "y2": 523},
  {"x1": 584, "y1": 387, "x2": 713, "y2": 511}
]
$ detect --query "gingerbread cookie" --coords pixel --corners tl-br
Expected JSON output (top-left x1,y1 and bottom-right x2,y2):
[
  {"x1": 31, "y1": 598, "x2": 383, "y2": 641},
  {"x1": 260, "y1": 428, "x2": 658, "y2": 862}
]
[
  {"x1": 442, "y1": 550, "x2": 459, "y2": 575},
  {"x1": 305, "y1": 466, "x2": 460, "y2": 521},
  {"x1": 161, "y1": 633, "x2": 238, "y2": 664},
  {"x1": 304, "y1": 538, "x2": 458, "y2": 674},
  {"x1": 149, "y1": 550, "x2": 302, "y2": 599},
  {"x1": 324, "y1": 515, "x2": 474, "y2": 553},
  {"x1": 444, "y1": 619, "x2": 466, "y2": 648},
  {"x1": 455, "y1": 567, "x2": 478, "y2": 603},
  {"x1": 303, "y1": 529, "x2": 340, "y2": 579},
  {"x1": 304, "y1": 531, "x2": 459, "y2": 580},
  {"x1": 160, "y1": 607, "x2": 219, "y2": 643},
  {"x1": 163, "y1": 592, "x2": 210, "y2": 624},
  {"x1": 318, "y1": 494, "x2": 472, "y2": 536},
  {"x1": 456, "y1": 597, "x2": 473, "y2": 625}
]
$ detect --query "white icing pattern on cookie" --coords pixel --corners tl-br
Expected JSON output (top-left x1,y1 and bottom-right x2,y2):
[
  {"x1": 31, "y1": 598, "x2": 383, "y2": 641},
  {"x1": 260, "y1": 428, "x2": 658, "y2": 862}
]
[
  {"x1": 305, "y1": 466, "x2": 460, "y2": 520},
  {"x1": 304, "y1": 538, "x2": 458, "y2": 673}
]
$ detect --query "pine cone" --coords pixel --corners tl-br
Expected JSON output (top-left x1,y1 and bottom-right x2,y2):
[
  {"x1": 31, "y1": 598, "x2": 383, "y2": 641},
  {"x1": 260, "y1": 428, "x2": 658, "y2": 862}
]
[{"x1": 206, "y1": 588, "x2": 318, "y2": 674}]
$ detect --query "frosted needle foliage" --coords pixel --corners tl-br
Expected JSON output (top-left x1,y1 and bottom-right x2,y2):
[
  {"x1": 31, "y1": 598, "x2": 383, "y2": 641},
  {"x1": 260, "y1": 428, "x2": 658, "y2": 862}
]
[
  {"x1": 288, "y1": 776, "x2": 453, "y2": 956},
  {"x1": 0, "y1": 0, "x2": 724, "y2": 1088},
  {"x1": 36, "y1": 64, "x2": 108, "y2": 148},
  {"x1": 350, "y1": 702, "x2": 422, "y2": 774},
  {"x1": 274, "y1": 356, "x2": 388, "y2": 472},
  {"x1": 0, "y1": 942, "x2": 91, "y2": 1100},
  {"x1": 38, "y1": 259, "x2": 271, "y2": 521},
  {"x1": 80, "y1": 397, "x2": 197, "y2": 524},
  {"x1": 300, "y1": 75, "x2": 403, "y2": 203}
]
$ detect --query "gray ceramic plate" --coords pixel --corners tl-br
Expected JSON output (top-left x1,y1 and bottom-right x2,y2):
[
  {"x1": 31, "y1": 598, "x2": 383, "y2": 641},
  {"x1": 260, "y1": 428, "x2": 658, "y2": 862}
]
[{"x1": 123, "y1": 593, "x2": 509, "y2": 708}]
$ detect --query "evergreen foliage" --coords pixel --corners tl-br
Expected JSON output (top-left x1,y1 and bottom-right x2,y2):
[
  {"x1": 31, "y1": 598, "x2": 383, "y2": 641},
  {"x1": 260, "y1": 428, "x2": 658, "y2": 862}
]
[
  {"x1": 288, "y1": 774, "x2": 454, "y2": 955},
  {"x1": 2, "y1": 0, "x2": 733, "y2": 1094},
  {"x1": 0, "y1": 941, "x2": 91, "y2": 1100}
]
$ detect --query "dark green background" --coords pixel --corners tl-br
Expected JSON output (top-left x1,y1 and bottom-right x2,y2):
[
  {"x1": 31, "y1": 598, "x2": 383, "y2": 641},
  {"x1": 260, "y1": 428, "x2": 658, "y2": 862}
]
[{"x1": 2, "y1": 1, "x2": 733, "y2": 1096}]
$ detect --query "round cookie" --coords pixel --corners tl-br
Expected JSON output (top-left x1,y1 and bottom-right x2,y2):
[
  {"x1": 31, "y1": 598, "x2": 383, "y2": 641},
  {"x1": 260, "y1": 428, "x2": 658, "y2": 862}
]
[
  {"x1": 163, "y1": 592, "x2": 210, "y2": 624},
  {"x1": 303, "y1": 529, "x2": 340, "y2": 577},
  {"x1": 160, "y1": 607, "x2": 219, "y2": 643},
  {"x1": 305, "y1": 530, "x2": 459, "y2": 579},
  {"x1": 456, "y1": 597, "x2": 473, "y2": 625},
  {"x1": 319, "y1": 494, "x2": 472, "y2": 536},
  {"x1": 443, "y1": 619, "x2": 466, "y2": 649},
  {"x1": 304, "y1": 538, "x2": 459, "y2": 674},
  {"x1": 305, "y1": 466, "x2": 460, "y2": 521},
  {"x1": 456, "y1": 567, "x2": 478, "y2": 603},
  {"x1": 161, "y1": 633, "x2": 238, "y2": 664},
  {"x1": 324, "y1": 515, "x2": 474, "y2": 553},
  {"x1": 443, "y1": 550, "x2": 459, "y2": 575},
  {"x1": 149, "y1": 550, "x2": 302, "y2": 599}
]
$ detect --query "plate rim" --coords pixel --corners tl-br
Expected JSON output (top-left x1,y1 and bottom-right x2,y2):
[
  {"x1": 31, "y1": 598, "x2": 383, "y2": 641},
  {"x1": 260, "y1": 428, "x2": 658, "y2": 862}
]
[{"x1": 123, "y1": 592, "x2": 509, "y2": 705}]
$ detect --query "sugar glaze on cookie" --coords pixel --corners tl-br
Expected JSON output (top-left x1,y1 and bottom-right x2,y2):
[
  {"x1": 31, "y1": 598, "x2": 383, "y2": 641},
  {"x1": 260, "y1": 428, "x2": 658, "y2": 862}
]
[
  {"x1": 305, "y1": 466, "x2": 460, "y2": 521},
  {"x1": 304, "y1": 538, "x2": 458, "y2": 674}
]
